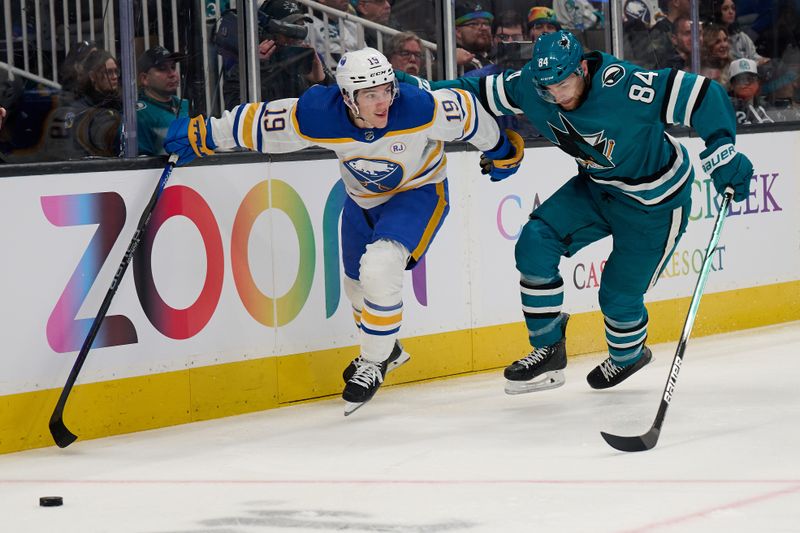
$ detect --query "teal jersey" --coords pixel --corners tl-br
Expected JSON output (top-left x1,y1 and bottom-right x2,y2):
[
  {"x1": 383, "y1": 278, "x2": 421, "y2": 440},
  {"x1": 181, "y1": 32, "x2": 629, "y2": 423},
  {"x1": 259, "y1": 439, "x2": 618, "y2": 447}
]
[
  {"x1": 136, "y1": 93, "x2": 189, "y2": 156},
  {"x1": 397, "y1": 53, "x2": 738, "y2": 210}
]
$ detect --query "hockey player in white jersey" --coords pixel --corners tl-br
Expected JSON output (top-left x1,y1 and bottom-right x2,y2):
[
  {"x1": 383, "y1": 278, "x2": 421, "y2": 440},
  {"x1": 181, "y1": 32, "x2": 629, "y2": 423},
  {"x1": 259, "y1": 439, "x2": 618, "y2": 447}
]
[{"x1": 164, "y1": 47, "x2": 525, "y2": 415}]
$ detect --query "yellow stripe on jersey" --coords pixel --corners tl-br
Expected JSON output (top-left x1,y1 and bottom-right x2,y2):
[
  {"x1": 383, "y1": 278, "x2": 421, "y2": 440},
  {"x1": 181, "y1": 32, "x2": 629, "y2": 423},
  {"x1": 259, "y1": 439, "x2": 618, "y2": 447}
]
[
  {"x1": 241, "y1": 104, "x2": 259, "y2": 150},
  {"x1": 290, "y1": 106, "x2": 356, "y2": 144},
  {"x1": 450, "y1": 89, "x2": 475, "y2": 138},
  {"x1": 384, "y1": 104, "x2": 437, "y2": 137},
  {"x1": 411, "y1": 180, "x2": 448, "y2": 260},
  {"x1": 361, "y1": 308, "x2": 403, "y2": 327}
]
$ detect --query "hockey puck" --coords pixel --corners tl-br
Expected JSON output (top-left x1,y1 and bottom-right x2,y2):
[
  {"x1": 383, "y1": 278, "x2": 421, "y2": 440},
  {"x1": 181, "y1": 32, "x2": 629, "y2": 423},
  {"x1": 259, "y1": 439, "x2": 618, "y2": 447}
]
[{"x1": 39, "y1": 496, "x2": 63, "y2": 507}]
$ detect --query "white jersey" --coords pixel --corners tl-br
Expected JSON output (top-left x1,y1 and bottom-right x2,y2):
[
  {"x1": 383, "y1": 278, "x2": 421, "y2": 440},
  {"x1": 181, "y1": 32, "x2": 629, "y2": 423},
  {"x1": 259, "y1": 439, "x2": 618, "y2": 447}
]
[{"x1": 209, "y1": 83, "x2": 503, "y2": 209}]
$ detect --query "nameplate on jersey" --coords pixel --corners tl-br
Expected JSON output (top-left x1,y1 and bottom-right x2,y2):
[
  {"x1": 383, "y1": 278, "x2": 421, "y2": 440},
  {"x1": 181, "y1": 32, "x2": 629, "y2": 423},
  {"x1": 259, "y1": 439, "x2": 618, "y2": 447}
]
[
  {"x1": 344, "y1": 158, "x2": 404, "y2": 192},
  {"x1": 701, "y1": 144, "x2": 736, "y2": 174}
]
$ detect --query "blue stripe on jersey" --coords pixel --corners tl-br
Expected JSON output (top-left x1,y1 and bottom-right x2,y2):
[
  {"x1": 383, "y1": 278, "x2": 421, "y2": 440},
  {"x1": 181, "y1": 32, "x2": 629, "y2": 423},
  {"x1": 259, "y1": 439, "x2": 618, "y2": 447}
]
[
  {"x1": 232, "y1": 104, "x2": 245, "y2": 147},
  {"x1": 361, "y1": 324, "x2": 401, "y2": 336},
  {"x1": 449, "y1": 90, "x2": 481, "y2": 142},
  {"x1": 364, "y1": 299, "x2": 403, "y2": 312}
]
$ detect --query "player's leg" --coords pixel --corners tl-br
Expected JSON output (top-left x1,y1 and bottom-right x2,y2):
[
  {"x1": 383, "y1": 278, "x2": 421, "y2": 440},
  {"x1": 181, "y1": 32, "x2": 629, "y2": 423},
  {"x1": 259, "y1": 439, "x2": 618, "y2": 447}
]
[
  {"x1": 339, "y1": 197, "x2": 410, "y2": 385},
  {"x1": 505, "y1": 176, "x2": 610, "y2": 393},
  {"x1": 586, "y1": 195, "x2": 691, "y2": 389},
  {"x1": 342, "y1": 181, "x2": 449, "y2": 413}
]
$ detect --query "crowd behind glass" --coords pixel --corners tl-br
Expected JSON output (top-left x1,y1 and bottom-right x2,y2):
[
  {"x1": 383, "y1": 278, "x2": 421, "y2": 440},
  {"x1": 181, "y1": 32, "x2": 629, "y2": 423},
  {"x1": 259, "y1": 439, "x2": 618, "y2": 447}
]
[{"x1": 2, "y1": 0, "x2": 798, "y2": 164}]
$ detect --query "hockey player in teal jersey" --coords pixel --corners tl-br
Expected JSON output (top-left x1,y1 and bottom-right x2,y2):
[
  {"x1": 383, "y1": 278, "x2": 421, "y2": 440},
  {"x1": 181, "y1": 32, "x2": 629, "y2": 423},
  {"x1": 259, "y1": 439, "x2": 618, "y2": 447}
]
[
  {"x1": 163, "y1": 47, "x2": 525, "y2": 414},
  {"x1": 400, "y1": 30, "x2": 753, "y2": 393}
]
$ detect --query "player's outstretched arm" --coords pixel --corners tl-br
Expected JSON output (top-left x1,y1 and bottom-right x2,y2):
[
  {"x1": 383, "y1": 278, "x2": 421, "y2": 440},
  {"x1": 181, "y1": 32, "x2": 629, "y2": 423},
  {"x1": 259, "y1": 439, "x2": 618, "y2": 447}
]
[{"x1": 395, "y1": 70, "x2": 522, "y2": 117}]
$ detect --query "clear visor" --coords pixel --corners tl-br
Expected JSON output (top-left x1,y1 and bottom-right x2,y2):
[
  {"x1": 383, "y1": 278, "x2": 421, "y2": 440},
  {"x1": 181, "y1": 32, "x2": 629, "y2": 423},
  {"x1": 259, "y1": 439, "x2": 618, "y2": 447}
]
[
  {"x1": 354, "y1": 81, "x2": 398, "y2": 106},
  {"x1": 534, "y1": 69, "x2": 584, "y2": 105}
]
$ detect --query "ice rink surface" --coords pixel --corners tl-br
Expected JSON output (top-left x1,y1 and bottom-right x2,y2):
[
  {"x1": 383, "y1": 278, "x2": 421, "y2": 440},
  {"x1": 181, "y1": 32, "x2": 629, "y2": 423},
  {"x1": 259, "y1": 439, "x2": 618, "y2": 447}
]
[{"x1": 1, "y1": 322, "x2": 799, "y2": 533}]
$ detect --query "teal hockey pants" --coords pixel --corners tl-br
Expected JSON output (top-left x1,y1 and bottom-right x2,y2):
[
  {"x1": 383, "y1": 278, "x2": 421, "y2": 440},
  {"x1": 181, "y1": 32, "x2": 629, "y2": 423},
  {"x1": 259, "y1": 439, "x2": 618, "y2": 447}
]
[{"x1": 515, "y1": 175, "x2": 690, "y2": 366}]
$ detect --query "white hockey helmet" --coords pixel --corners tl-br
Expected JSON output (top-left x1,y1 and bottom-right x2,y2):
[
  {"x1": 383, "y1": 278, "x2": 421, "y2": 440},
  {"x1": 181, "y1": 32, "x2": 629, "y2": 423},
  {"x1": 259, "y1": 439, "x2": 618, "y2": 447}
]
[{"x1": 335, "y1": 47, "x2": 398, "y2": 114}]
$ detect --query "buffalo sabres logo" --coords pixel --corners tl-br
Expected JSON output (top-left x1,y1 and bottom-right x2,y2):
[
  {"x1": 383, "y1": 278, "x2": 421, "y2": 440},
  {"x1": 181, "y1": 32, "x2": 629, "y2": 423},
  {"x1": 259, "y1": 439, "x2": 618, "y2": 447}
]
[
  {"x1": 344, "y1": 157, "x2": 405, "y2": 192},
  {"x1": 548, "y1": 113, "x2": 616, "y2": 169},
  {"x1": 601, "y1": 64, "x2": 625, "y2": 87}
]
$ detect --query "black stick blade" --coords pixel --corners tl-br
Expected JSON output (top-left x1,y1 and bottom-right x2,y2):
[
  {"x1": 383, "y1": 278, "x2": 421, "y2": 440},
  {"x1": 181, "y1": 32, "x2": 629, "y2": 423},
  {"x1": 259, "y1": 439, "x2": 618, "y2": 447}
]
[
  {"x1": 601, "y1": 427, "x2": 660, "y2": 452},
  {"x1": 49, "y1": 416, "x2": 77, "y2": 448}
]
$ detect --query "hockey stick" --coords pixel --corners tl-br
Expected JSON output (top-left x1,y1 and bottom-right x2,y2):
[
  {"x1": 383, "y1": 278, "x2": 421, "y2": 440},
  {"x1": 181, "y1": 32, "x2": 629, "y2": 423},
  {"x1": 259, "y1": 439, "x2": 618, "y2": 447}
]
[
  {"x1": 600, "y1": 189, "x2": 733, "y2": 452},
  {"x1": 49, "y1": 154, "x2": 179, "y2": 448}
]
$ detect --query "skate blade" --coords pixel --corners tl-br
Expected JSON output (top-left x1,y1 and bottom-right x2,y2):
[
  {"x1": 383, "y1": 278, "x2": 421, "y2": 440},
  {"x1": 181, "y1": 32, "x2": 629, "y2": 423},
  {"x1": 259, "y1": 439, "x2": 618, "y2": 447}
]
[
  {"x1": 391, "y1": 351, "x2": 411, "y2": 372},
  {"x1": 505, "y1": 370, "x2": 565, "y2": 395},
  {"x1": 344, "y1": 401, "x2": 366, "y2": 416}
]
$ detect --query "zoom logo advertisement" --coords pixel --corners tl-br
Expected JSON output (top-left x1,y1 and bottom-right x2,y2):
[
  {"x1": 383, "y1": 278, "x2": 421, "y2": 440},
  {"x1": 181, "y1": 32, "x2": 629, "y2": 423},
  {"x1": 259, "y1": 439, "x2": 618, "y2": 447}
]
[{"x1": 41, "y1": 179, "x2": 429, "y2": 353}]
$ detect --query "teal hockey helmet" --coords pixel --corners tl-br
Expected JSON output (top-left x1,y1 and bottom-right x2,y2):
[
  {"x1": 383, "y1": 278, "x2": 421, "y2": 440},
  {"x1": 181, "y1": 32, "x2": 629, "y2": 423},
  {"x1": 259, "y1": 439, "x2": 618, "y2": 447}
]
[{"x1": 531, "y1": 30, "x2": 584, "y2": 102}]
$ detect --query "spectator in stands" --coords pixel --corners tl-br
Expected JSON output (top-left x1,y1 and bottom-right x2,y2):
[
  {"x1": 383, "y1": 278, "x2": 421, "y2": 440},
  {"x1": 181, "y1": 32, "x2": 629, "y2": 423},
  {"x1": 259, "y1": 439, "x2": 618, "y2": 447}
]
[
  {"x1": 354, "y1": 0, "x2": 396, "y2": 48},
  {"x1": 622, "y1": 0, "x2": 659, "y2": 68},
  {"x1": 552, "y1": 0, "x2": 601, "y2": 31},
  {"x1": 59, "y1": 40, "x2": 98, "y2": 94},
  {"x1": 45, "y1": 49, "x2": 122, "y2": 159},
  {"x1": 386, "y1": 31, "x2": 424, "y2": 76},
  {"x1": 220, "y1": 0, "x2": 334, "y2": 109},
  {"x1": 527, "y1": 7, "x2": 561, "y2": 42},
  {"x1": 493, "y1": 10, "x2": 525, "y2": 45},
  {"x1": 649, "y1": 0, "x2": 690, "y2": 68},
  {"x1": 354, "y1": 0, "x2": 391, "y2": 25},
  {"x1": 664, "y1": 15, "x2": 698, "y2": 70},
  {"x1": 702, "y1": 23, "x2": 733, "y2": 88},
  {"x1": 729, "y1": 57, "x2": 774, "y2": 123},
  {"x1": 455, "y1": 0, "x2": 494, "y2": 72},
  {"x1": 308, "y1": 0, "x2": 359, "y2": 68},
  {"x1": 136, "y1": 46, "x2": 189, "y2": 156},
  {"x1": 705, "y1": 0, "x2": 769, "y2": 64}
]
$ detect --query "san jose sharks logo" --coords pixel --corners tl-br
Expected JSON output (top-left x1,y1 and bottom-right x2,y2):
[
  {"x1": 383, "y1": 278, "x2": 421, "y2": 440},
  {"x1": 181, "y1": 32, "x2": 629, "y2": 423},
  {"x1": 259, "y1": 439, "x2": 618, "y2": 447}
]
[
  {"x1": 344, "y1": 157, "x2": 405, "y2": 192},
  {"x1": 548, "y1": 113, "x2": 616, "y2": 169}
]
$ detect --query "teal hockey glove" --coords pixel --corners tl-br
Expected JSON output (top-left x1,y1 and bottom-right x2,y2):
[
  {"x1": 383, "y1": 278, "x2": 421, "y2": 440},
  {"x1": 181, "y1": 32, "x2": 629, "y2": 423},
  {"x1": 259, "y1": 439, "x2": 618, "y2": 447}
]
[
  {"x1": 164, "y1": 115, "x2": 216, "y2": 166},
  {"x1": 700, "y1": 142, "x2": 753, "y2": 202},
  {"x1": 480, "y1": 129, "x2": 525, "y2": 182}
]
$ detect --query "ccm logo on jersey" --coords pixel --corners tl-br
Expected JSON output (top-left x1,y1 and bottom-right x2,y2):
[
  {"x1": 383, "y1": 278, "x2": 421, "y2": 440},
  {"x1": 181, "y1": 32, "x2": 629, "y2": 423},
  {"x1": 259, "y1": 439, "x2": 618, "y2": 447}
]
[{"x1": 601, "y1": 64, "x2": 626, "y2": 87}]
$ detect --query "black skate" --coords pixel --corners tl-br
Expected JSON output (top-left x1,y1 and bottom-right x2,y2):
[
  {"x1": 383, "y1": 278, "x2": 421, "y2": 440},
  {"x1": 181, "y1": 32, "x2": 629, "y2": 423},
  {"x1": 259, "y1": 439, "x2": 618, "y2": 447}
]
[
  {"x1": 504, "y1": 314, "x2": 569, "y2": 395},
  {"x1": 586, "y1": 346, "x2": 653, "y2": 390},
  {"x1": 342, "y1": 346, "x2": 405, "y2": 416},
  {"x1": 342, "y1": 340, "x2": 410, "y2": 383}
]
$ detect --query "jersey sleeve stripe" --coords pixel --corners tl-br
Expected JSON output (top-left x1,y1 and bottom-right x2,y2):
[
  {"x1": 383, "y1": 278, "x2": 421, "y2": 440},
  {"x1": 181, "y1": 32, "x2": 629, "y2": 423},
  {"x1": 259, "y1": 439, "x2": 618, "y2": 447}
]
[
  {"x1": 496, "y1": 74, "x2": 522, "y2": 114},
  {"x1": 241, "y1": 103, "x2": 259, "y2": 150},
  {"x1": 660, "y1": 69, "x2": 678, "y2": 123},
  {"x1": 689, "y1": 77, "x2": 712, "y2": 126},
  {"x1": 255, "y1": 103, "x2": 267, "y2": 152},
  {"x1": 682, "y1": 75, "x2": 705, "y2": 127},
  {"x1": 483, "y1": 75, "x2": 503, "y2": 115},
  {"x1": 665, "y1": 69, "x2": 685, "y2": 125},
  {"x1": 232, "y1": 104, "x2": 246, "y2": 147},
  {"x1": 450, "y1": 89, "x2": 481, "y2": 142}
]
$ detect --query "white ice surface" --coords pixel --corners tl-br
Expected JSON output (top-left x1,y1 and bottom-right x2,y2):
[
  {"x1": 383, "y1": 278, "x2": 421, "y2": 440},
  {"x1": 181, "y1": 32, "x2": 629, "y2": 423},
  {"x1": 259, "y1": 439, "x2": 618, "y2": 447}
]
[{"x1": 1, "y1": 322, "x2": 799, "y2": 533}]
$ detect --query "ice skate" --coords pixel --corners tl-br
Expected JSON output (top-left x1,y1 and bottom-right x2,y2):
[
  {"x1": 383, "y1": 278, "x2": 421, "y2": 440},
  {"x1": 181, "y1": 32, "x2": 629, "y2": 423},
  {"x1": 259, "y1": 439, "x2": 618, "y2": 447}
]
[
  {"x1": 586, "y1": 346, "x2": 653, "y2": 390},
  {"x1": 342, "y1": 345, "x2": 405, "y2": 416},
  {"x1": 504, "y1": 315, "x2": 569, "y2": 395},
  {"x1": 342, "y1": 340, "x2": 409, "y2": 383}
]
